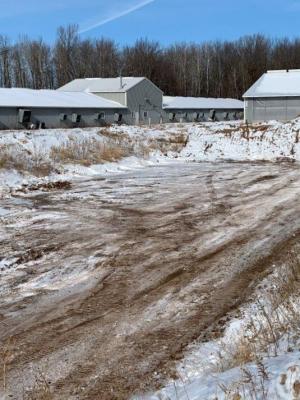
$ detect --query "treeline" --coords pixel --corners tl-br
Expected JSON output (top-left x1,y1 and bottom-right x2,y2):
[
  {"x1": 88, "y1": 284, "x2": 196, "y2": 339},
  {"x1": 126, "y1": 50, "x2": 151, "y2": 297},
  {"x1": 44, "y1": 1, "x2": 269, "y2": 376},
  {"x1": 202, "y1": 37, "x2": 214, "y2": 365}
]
[{"x1": 1, "y1": 25, "x2": 300, "y2": 98}]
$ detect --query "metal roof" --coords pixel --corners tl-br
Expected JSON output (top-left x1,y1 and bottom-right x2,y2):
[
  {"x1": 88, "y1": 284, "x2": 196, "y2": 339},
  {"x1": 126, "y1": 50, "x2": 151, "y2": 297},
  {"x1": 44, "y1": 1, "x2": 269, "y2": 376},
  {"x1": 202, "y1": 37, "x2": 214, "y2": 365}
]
[
  {"x1": 58, "y1": 77, "x2": 159, "y2": 93},
  {"x1": 0, "y1": 88, "x2": 125, "y2": 109},
  {"x1": 163, "y1": 96, "x2": 244, "y2": 110},
  {"x1": 243, "y1": 69, "x2": 300, "y2": 98}
]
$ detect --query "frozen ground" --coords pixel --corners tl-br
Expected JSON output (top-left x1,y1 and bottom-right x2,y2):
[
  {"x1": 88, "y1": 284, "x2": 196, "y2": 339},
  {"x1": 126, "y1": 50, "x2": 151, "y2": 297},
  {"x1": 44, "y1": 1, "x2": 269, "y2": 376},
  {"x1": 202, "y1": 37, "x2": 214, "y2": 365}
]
[{"x1": 1, "y1": 121, "x2": 300, "y2": 399}]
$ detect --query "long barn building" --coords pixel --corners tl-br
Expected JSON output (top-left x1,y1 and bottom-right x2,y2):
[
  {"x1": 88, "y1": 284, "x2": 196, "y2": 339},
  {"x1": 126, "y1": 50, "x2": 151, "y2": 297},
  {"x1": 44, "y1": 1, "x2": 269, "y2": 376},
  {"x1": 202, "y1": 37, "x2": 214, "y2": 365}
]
[
  {"x1": 163, "y1": 96, "x2": 244, "y2": 122},
  {"x1": 0, "y1": 88, "x2": 125, "y2": 130}
]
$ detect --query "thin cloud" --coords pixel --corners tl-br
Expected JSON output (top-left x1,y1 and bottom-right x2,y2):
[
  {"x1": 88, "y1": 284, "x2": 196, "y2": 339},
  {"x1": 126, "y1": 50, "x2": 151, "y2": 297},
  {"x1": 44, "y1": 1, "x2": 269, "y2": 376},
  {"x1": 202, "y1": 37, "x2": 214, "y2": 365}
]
[
  {"x1": 79, "y1": 0, "x2": 155, "y2": 34},
  {"x1": 286, "y1": 0, "x2": 300, "y2": 11}
]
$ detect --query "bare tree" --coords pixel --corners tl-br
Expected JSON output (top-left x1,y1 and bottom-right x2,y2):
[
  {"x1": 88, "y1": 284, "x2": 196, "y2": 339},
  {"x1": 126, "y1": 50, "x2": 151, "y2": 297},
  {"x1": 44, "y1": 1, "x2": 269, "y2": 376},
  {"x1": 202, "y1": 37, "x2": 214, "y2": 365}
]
[
  {"x1": 122, "y1": 39, "x2": 162, "y2": 82},
  {"x1": 53, "y1": 24, "x2": 80, "y2": 87},
  {"x1": 1, "y1": 27, "x2": 300, "y2": 99},
  {"x1": 0, "y1": 35, "x2": 11, "y2": 87}
]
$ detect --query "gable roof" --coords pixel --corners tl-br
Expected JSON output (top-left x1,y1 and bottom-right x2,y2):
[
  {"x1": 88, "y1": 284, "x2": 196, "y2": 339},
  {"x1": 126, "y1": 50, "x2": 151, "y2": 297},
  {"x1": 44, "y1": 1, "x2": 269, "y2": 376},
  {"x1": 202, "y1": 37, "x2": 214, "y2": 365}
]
[
  {"x1": 243, "y1": 70, "x2": 300, "y2": 98},
  {"x1": 163, "y1": 96, "x2": 244, "y2": 110},
  {"x1": 0, "y1": 88, "x2": 125, "y2": 109},
  {"x1": 58, "y1": 77, "x2": 162, "y2": 94}
]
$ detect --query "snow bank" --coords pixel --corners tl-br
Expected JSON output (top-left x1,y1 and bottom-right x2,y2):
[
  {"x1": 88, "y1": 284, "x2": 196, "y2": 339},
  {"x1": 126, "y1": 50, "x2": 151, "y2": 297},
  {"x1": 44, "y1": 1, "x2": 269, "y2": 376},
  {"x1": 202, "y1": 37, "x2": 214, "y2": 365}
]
[
  {"x1": 181, "y1": 119, "x2": 300, "y2": 162},
  {"x1": 0, "y1": 125, "x2": 181, "y2": 197},
  {"x1": 2, "y1": 120, "x2": 300, "y2": 198}
]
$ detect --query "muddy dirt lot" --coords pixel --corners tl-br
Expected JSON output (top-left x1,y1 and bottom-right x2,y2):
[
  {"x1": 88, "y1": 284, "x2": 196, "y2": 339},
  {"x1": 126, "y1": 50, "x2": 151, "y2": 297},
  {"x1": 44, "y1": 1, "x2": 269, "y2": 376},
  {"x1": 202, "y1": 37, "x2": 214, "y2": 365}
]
[{"x1": 1, "y1": 161, "x2": 300, "y2": 399}]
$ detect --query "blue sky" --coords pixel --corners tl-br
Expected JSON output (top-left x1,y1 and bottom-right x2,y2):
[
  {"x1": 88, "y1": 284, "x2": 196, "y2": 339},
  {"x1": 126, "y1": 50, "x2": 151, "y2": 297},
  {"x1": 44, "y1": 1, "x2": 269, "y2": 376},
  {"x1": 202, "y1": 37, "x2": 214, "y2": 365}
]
[{"x1": 1, "y1": 0, "x2": 300, "y2": 45}]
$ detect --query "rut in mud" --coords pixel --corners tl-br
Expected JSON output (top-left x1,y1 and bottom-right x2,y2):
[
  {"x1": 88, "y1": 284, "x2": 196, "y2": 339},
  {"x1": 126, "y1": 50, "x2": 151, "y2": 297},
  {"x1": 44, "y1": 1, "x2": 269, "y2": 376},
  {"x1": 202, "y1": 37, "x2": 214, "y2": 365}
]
[{"x1": 1, "y1": 162, "x2": 300, "y2": 399}]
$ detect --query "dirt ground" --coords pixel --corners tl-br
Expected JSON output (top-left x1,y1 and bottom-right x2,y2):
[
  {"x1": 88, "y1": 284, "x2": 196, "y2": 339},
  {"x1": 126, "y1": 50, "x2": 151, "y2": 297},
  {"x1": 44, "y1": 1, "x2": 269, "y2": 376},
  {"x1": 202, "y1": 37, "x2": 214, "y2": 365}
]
[{"x1": 1, "y1": 161, "x2": 300, "y2": 399}]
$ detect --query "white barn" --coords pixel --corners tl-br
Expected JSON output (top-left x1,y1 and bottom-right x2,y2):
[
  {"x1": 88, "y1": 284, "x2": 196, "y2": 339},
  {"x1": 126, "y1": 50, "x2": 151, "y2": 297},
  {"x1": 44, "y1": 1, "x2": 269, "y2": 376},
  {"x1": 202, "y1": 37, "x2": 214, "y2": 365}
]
[
  {"x1": 244, "y1": 69, "x2": 300, "y2": 123},
  {"x1": 163, "y1": 96, "x2": 244, "y2": 122},
  {"x1": 0, "y1": 88, "x2": 125, "y2": 129},
  {"x1": 59, "y1": 77, "x2": 163, "y2": 124}
]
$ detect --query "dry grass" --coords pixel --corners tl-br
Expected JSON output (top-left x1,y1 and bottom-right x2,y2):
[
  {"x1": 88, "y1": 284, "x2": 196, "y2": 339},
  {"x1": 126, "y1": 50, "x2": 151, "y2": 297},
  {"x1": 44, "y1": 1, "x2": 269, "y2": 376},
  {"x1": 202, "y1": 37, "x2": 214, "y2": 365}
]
[
  {"x1": 214, "y1": 251, "x2": 300, "y2": 376},
  {"x1": 204, "y1": 252, "x2": 300, "y2": 398},
  {"x1": 218, "y1": 360, "x2": 270, "y2": 400},
  {"x1": 0, "y1": 137, "x2": 133, "y2": 174},
  {"x1": 0, "y1": 145, "x2": 52, "y2": 176},
  {"x1": 99, "y1": 128, "x2": 131, "y2": 142},
  {"x1": 1, "y1": 128, "x2": 190, "y2": 177},
  {"x1": 0, "y1": 149, "x2": 10, "y2": 170},
  {"x1": 0, "y1": 339, "x2": 15, "y2": 395},
  {"x1": 218, "y1": 124, "x2": 271, "y2": 140},
  {"x1": 98, "y1": 128, "x2": 188, "y2": 157},
  {"x1": 50, "y1": 138, "x2": 132, "y2": 166},
  {"x1": 146, "y1": 132, "x2": 188, "y2": 155}
]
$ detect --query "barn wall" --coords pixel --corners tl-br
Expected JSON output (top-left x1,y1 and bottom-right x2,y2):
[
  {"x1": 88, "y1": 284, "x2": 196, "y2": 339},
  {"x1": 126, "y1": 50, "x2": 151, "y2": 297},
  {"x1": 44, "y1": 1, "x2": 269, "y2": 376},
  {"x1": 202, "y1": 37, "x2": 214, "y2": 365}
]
[
  {"x1": 244, "y1": 99, "x2": 254, "y2": 123},
  {"x1": 0, "y1": 106, "x2": 244, "y2": 130},
  {"x1": 94, "y1": 92, "x2": 126, "y2": 106},
  {"x1": 162, "y1": 109, "x2": 244, "y2": 123},
  {"x1": 245, "y1": 97, "x2": 300, "y2": 123},
  {"x1": 286, "y1": 98, "x2": 300, "y2": 120},
  {"x1": 0, "y1": 107, "x2": 128, "y2": 130},
  {"x1": 127, "y1": 79, "x2": 163, "y2": 124},
  {"x1": 0, "y1": 108, "x2": 19, "y2": 130}
]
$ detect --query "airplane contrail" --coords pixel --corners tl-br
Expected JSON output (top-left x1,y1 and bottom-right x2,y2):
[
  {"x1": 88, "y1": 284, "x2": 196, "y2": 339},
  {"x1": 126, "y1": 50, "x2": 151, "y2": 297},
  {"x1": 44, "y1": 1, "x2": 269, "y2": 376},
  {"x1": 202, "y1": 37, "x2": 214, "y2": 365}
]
[{"x1": 79, "y1": 0, "x2": 155, "y2": 34}]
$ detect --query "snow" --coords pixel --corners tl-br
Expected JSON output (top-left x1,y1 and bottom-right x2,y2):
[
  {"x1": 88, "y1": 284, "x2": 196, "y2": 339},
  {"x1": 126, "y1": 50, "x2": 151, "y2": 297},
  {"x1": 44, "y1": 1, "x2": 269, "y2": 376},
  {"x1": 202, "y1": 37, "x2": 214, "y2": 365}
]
[
  {"x1": 58, "y1": 77, "x2": 148, "y2": 93},
  {"x1": 0, "y1": 127, "x2": 102, "y2": 155},
  {"x1": 244, "y1": 69, "x2": 300, "y2": 97},
  {"x1": 139, "y1": 304, "x2": 300, "y2": 400},
  {"x1": 140, "y1": 353, "x2": 300, "y2": 400},
  {"x1": 0, "y1": 206, "x2": 10, "y2": 216},
  {"x1": 0, "y1": 88, "x2": 125, "y2": 108},
  {"x1": 137, "y1": 260, "x2": 300, "y2": 400},
  {"x1": 179, "y1": 120, "x2": 300, "y2": 162},
  {"x1": 2, "y1": 120, "x2": 300, "y2": 198},
  {"x1": 56, "y1": 155, "x2": 168, "y2": 180},
  {"x1": 163, "y1": 96, "x2": 244, "y2": 110},
  {"x1": 0, "y1": 169, "x2": 24, "y2": 189},
  {"x1": 0, "y1": 126, "x2": 175, "y2": 198}
]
